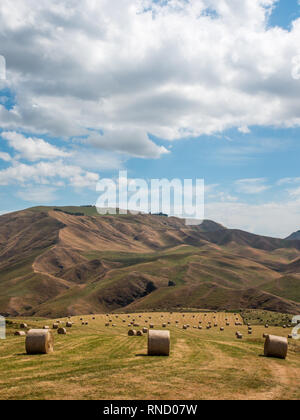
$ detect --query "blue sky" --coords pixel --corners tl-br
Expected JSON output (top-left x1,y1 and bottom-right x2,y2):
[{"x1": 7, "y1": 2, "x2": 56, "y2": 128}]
[{"x1": 1, "y1": 0, "x2": 300, "y2": 238}]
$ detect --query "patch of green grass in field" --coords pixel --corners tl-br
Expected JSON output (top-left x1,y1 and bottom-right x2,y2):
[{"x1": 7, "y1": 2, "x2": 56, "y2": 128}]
[{"x1": 241, "y1": 309, "x2": 294, "y2": 326}]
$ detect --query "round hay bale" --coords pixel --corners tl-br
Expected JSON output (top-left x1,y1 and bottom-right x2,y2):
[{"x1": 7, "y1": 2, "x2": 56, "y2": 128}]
[
  {"x1": 236, "y1": 333, "x2": 243, "y2": 339},
  {"x1": 43, "y1": 326, "x2": 50, "y2": 330},
  {"x1": 15, "y1": 331, "x2": 26, "y2": 336},
  {"x1": 226, "y1": 323, "x2": 230, "y2": 326},
  {"x1": 248, "y1": 330, "x2": 252, "y2": 335},
  {"x1": 288, "y1": 334, "x2": 293, "y2": 339},
  {"x1": 20, "y1": 323, "x2": 28, "y2": 329},
  {"x1": 183, "y1": 325, "x2": 188, "y2": 330},
  {"x1": 92, "y1": 317, "x2": 95, "y2": 320},
  {"x1": 85, "y1": 322, "x2": 89, "y2": 325},
  {"x1": 128, "y1": 329, "x2": 137, "y2": 336},
  {"x1": 143, "y1": 328, "x2": 148, "y2": 334},
  {"x1": 105, "y1": 323, "x2": 109, "y2": 327},
  {"x1": 150, "y1": 324, "x2": 154, "y2": 329},
  {"x1": 66, "y1": 322, "x2": 72, "y2": 328},
  {"x1": 148, "y1": 330, "x2": 170, "y2": 356},
  {"x1": 220, "y1": 327, "x2": 224, "y2": 331},
  {"x1": 25, "y1": 329, "x2": 54, "y2": 354},
  {"x1": 264, "y1": 335, "x2": 288, "y2": 359},
  {"x1": 112, "y1": 324, "x2": 116, "y2": 327},
  {"x1": 198, "y1": 326, "x2": 202, "y2": 330},
  {"x1": 52, "y1": 324, "x2": 59, "y2": 329},
  {"x1": 263, "y1": 333, "x2": 269, "y2": 338},
  {"x1": 80, "y1": 318, "x2": 83, "y2": 321},
  {"x1": 58, "y1": 328, "x2": 67, "y2": 335},
  {"x1": 137, "y1": 330, "x2": 143, "y2": 336},
  {"x1": 265, "y1": 324, "x2": 269, "y2": 328},
  {"x1": 283, "y1": 325, "x2": 286, "y2": 329},
  {"x1": 162, "y1": 323, "x2": 167, "y2": 328}
]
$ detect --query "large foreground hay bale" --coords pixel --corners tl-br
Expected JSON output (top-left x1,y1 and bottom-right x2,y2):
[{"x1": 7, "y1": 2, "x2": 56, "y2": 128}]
[
  {"x1": 264, "y1": 335, "x2": 288, "y2": 359},
  {"x1": 148, "y1": 330, "x2": 170, "y2": 356},
  {"x1": 25, "y1": 329, "x2": 54, "y2": 354}
]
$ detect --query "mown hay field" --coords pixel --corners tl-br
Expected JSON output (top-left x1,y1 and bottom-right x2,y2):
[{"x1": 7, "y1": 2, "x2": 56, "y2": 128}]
[{"x1": 1, "y1": 311, "x2": 300, "y2": 400}]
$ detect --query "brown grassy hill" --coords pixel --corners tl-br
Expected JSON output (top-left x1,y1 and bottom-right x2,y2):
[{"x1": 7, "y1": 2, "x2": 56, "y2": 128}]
[{"x1": 1, "y1": 206, "x2": 300, "y2": 317}]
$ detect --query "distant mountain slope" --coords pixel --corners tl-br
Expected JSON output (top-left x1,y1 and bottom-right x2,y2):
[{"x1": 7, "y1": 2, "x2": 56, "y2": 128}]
[
  {"x1": 1, "y1": 206, "x2": 300, "y2": 317},
  {"x1": 286, "y1": 230, "x2": 300, "y2": 241}
]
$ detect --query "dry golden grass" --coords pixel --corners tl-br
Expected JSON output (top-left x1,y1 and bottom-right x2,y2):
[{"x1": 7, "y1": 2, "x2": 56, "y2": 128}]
[{"x1": 1, "y1": 311, "x2": 300, "y2": 400}]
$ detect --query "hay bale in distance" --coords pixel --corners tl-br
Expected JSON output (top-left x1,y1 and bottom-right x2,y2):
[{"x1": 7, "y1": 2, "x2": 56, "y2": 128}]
[
  {"x1": 148, "y1": 330, "x2": 170, "y2": 356},
  {"x1": 264, "y1": 335, "x2": 288, "y2": 359},
  {"x1": 66, "y1": 322, "x2": 72, "y2": 328},
  {"x1": 150, "y1": 324, "x2": 154, "y2": 329},
  {"x1": 25, "y1": 329, "x2": 54, "y2": 354},
  {"x1": 43, "y1": 326, "x2": 50, "y2": 330},
  {"x1": 137, "y1": 330, "x2": 143, "y2": 336},
  {"x1": 143, "y1": 328, "x2": 148, "y2": 334},
  {"x1": 52, "y1": 324, "x2": 59, "y2": 329},
  {"x1": 20, "y1": 323, "x2": 28, "y2": 329},
  {"x1": 128, "y1": 329, "x2": 137, "y2": 336},
  {"x1": 58, "y1": 328, "x2": 67, "y2": 335},
  {"x1": 15, "y1": 331, "x2": 26, "y2": 336}
]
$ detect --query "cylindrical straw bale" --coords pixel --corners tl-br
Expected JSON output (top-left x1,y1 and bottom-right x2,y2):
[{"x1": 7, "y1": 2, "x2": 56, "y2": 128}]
[
  {"x1": 148, "y1": 330, "x2": 170, "y2": 356},
  {"x1": 20, "y1": 323, "x2": 28, "y2": 329},
  {"x1": 128, "y1": 329, "x2": 137, "y2": 336},
  {"x1": 15, "y1": 331, "x2": 26, "y2": 336},
  {"x1": 264, "y1": 335, "x2": 288, "y2": 359},
  {"x1": 66, "y1": 322, "x2": 72, "y2": 328},
  {"x1": 137, "y1": 330, "x2": 143, "y2": 336},
  {"x1": 25, "y1": 329, "x2": 54, "y2": 354},
  {"x1": 58, "y1": 328, "x2": 67, "y2": 335}
]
